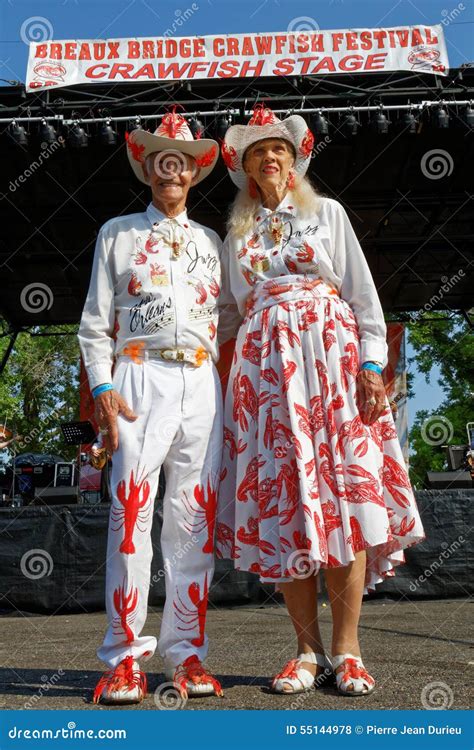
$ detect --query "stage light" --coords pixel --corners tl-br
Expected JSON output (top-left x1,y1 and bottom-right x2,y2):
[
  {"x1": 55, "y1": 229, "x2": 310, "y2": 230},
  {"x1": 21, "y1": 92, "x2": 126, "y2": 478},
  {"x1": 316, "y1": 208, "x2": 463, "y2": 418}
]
[
  {"x1": 127, "y1": 118, "x2": 142, "y2": 133},
  {"x1": 67, "y1": 122, "x2": 88, "y2": 148},
  {"x1": 342, "y1": 112, "x2": 359, "y2": 136},
  {"x1": 372, "y1": 107, "x2": 389, "y2": 134},
  {"x1": 100, "y1": 119, "x2": 117, "y2": 146},
  {"x1": 8, "y1": 120, "x2": 28, "y2": 146},
  {"x1": 311, "y1": 111, "x2": 328, "y2": 136},
  {"x1": 39, "y1": 119, "x2": 57, "y2": 145},
  {"x1": 215, "y1": 112, "x2": 232, "y2": 141},
  {"x1": 401, "y1": 110, "x2": 418, "y2": 134},
  {"x1": 434, "y1": 105, "x2": 449, "y2": 129},
  {"x1": 189, "y1": 115, "x2": 204, "y2": 139},
  {"x1": 462, "y1": 104, "x2": 474, "y2": 129}
]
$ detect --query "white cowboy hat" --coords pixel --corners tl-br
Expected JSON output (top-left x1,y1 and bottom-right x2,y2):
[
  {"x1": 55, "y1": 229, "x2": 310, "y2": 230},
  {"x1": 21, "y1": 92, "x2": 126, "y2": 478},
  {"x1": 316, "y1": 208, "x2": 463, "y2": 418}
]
[
  {"x1": 126, "y1": 108, "x2": 219, "y2": 186},
  {"x1": 221, "y1": 104, "x2": 314, "y2": 189}
]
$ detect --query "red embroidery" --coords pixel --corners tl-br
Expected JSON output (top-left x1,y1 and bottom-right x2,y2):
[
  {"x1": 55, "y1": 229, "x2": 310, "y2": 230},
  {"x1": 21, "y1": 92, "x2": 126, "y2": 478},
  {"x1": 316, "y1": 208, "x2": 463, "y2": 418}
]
[
  {"x1": 221, "y1": 141, "x2": 239, "y2": 171},
  {"x1": 195, "y1": 145, "x2": 217, "y2": 167},
  {"x1": 248, "y1": 103, "x2": 278, "y2": 126},
  {"x1": 125, "y1": 131, "x2": 145, "y2": 163},
  {"x1": 299, "y1": 128, "x2": 314, "y2": 158}
]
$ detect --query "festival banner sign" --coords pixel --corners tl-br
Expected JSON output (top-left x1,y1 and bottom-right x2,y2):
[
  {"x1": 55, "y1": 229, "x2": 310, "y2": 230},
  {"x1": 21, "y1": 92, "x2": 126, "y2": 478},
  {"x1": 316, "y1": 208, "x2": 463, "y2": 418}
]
[{"x1": 25, "y1": 25, "x2": 449, "y2": 92}]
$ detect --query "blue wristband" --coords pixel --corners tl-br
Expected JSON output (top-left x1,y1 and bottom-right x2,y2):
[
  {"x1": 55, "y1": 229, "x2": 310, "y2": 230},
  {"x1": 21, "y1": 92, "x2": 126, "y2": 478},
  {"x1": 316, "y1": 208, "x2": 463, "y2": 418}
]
[
  {"x1": 91, "y1": 383, "x2": 114, "y2": 398},
  {"x1": 361, "y1": 362, "x2": 383, "y2": 376}
]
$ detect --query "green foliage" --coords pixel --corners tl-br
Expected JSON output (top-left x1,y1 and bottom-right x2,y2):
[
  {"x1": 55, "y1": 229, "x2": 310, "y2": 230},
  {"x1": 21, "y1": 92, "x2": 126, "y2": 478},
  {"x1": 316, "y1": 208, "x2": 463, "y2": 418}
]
[
  {"x1": 0, "y1": 320, "x2": 80, "y2": 462},
  {"x1": 407, "y1": 311, "x2": 474, "y2": 489}
]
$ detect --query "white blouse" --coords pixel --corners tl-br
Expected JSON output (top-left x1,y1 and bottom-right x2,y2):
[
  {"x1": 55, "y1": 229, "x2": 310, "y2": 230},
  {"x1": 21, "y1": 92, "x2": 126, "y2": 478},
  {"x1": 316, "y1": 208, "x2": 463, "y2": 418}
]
[
  {"x1": 223, "y1": 194, "x2": 388, "y2": 368},
  {"x1": 78, "y1": 202, "x2": 237, "y2": 390}
]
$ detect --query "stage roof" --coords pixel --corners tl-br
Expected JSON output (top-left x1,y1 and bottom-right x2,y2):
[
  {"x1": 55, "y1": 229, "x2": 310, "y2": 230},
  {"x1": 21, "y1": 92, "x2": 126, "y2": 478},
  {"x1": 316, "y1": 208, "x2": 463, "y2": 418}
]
[{"x1": 0, "y1": 66, "x2": 473, "y2": 330}]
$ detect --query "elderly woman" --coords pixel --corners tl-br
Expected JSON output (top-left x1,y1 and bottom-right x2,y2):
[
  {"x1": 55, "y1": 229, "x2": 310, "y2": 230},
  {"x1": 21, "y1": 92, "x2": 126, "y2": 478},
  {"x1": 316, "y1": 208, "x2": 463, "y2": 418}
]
[{"x1": 216, "y1": 105, "x2": 425, "y2": 696}]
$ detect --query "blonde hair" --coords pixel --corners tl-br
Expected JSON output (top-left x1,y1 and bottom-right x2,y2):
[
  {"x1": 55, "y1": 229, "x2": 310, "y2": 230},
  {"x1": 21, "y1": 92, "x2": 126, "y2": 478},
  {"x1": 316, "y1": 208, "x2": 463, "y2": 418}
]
[{"x1": 227, "y1": 175, "x2": 324, "y2": 238}]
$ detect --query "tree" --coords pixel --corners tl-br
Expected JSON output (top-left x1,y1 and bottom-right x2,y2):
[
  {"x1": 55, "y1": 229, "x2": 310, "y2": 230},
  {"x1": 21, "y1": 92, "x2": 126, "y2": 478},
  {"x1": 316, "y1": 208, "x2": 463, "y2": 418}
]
[
  {"x1": 406, "y1": 311, "x2": 474, "y2": 489},
  {"x1": 0, "y1": 319, "x2": 80, "y2": 463}
]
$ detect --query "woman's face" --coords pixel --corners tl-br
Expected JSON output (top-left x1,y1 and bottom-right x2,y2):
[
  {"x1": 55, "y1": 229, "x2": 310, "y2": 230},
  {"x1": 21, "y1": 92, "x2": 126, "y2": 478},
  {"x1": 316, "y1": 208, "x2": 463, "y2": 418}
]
[{"x1": 243, "y1": 138, "x2": 295, "y2": 193}]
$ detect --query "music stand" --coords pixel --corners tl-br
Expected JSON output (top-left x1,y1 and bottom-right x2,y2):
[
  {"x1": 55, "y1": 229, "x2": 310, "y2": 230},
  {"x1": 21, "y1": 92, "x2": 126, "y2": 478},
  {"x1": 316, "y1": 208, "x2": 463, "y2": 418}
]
[{"x1": 60, "y1": 421, "x2": 101, "y2": 504}]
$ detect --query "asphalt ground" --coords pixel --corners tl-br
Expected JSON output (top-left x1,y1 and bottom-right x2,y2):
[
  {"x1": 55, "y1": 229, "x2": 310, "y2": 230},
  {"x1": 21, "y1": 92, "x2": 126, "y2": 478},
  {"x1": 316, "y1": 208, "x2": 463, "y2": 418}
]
[{"x1": 0, "y1": 598, "x2": 472, "y2": 711}]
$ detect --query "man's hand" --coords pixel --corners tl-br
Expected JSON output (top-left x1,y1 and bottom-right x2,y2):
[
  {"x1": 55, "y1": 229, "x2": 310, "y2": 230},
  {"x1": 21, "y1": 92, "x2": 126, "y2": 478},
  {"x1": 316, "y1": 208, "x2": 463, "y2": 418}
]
[
  {"x1": 355, "y1": 369, "x2": 387, "y2": 425},
  {"x1": 94, "y1": 390, "x2": 137, "y2": 453}
]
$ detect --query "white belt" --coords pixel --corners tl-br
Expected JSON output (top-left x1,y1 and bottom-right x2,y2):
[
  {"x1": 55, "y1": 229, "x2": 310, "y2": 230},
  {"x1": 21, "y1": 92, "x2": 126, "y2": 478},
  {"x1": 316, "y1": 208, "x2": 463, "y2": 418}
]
[{"x1": 119, "y1": 344, "x2": 210, "y2": 367}]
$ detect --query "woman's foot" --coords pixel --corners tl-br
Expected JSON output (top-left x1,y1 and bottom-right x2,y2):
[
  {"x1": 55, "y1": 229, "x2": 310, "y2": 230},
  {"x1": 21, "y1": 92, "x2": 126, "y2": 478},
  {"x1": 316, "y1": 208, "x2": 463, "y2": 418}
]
[
  {"x1": 271, "y1": 652, "x2": 334, "y2": 694},
  {"x1": 332, "y1": 653, "x2": 375, "y2": 696}
]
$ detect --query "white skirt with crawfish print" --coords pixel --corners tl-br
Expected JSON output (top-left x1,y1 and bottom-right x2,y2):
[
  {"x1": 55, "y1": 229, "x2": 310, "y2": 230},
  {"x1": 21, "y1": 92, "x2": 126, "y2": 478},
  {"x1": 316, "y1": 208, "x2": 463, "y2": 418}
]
[{"x1": 216, "y1": 277, "x2": 425, "y2": 594}]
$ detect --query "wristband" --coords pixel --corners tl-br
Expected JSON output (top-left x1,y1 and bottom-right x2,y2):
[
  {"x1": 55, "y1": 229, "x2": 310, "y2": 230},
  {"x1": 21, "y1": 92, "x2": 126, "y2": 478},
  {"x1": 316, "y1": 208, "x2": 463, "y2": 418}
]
[
  {"x1": 92, "y1": 383, "x2": 114, "y2": 398},
  {"x1": 361, "y1": 362, "x2": 383, "y2": 376}
]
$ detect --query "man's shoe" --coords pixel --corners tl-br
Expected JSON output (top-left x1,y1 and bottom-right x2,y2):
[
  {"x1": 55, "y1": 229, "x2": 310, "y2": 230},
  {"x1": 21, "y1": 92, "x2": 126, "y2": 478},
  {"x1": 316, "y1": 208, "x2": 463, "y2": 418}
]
[
  {"x1": 166, "y1": 655, "x2": 223, "y2": 699},
  {"x1": 93, "y1": 656, "x2": 147, "y2": 704}
]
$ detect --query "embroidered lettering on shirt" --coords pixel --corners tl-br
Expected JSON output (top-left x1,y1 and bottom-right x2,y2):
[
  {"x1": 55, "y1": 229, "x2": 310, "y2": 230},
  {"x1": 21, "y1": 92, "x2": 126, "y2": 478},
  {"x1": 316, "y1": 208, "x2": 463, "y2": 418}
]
[
  {"x1": 185, "y1": 241, "x2": 218, "y2": 275},
  {"x1": 129, "y1": 295, "x2": 173, "y2": 333},
  {"x1": 282, "y1": 222, "x2": 320, "y2": 248}
]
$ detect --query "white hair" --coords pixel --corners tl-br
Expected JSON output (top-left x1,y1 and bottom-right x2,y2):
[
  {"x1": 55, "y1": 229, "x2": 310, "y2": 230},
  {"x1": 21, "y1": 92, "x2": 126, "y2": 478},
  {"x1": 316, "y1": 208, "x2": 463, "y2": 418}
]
[{"x1": 227, "y1": 175, "x2": 325, "y2": 238}]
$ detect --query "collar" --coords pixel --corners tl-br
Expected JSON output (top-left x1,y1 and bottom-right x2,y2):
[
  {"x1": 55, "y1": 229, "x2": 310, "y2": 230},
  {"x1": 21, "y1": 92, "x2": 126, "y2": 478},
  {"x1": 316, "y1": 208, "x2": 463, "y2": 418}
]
[
  {"x1": 146, "y1": 202, "x2": 191, "y2": 230},
  {"x1": 254, "y1": 193, "x2": 297, "y2": 226}
]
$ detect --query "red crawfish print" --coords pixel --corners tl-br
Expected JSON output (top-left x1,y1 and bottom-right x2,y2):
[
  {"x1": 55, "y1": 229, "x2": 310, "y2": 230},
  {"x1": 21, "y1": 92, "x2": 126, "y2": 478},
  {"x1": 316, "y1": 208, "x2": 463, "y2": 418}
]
[
  {"x1": 275, "y1": 459, "x2": 300, "y2": 526},
  {"x1": 258, "y1": 477, "x2": 279, "y2": 520},
  {"x1": 188, "y1": 279, "x2": 207, "y2": 305},
  {"x1": 221, "y1": 141, "x2": 239, "y2": 171},
  {"x1": 299, "y1": 128, "x2": 315, "y2": 158},
  {"x1": 242, "y1": 267, "x2": 258, "y2": 287},
  {"x1": 323, "y1": 318, "x2": 337, "y2": 352},
  {"x1": 315, "y1": 358, "x2": 330, "y2": 400},
  {"x1": 282, "y1": 359, "x2": 297, "y2": 394},
  {"x1": 263, "y1": 412, "x2": 303, "y2": 459},
  {"x1": 336, "y1": 414, "x2": 370, "y2": 459},
  {"x1": 237, "y1": 516, "x2": 276, "y2": 556},
  {"x1": 208, "y1": 321, "x2": 217, "y2": 341},
  {"x1": 249, "y1": 561, "x2": 283, "y2": 579},
  {"x1": 261, "y1": 367, "x2": 279, "y2": 385},
  {"x1": 112, "y1": 578, "x2": 139, "y2": 643},
  {"x1": 194, "y1": 145, "x2": 218, "y2": 168},
  {"x1": 232, "y1": 369, "x2": 259, "y2": 432},
  {"x1": 215, "y1": 521, "x2": 241, "y2": 559},
  {"x1": 344, "y1": 464, "x2": 386, "y2": 507},
  {"x1": 321, "y1": 499, "x2": 343, "y2": 535},
  {"x1": 296, "y1": 301, "x2": 319, "y2": 332},
  {"x1": 313, "y1": 511, "x2": 329, "y2": 559},
  {"x1": 318, "y1": 442, "x2": 346, "y2": 498},
  {"x1": 223, "y1": 426, "x2": 247, "y2": 460},
  {"x1": 295, "y1": 241, "x2": 315, "y2": 264},
  {"x1": 261, "y1": 280, "x2": 295, "y2": 300},
  {"x1": 182, "y1": 479, "x2": 217, "y2": 554},
  {"x1": 237, "y1": 455, "x2": 266, "y2": 502},
  {"x1": 249, "y1": 103, "x2": 278, "y2": 125},
  {"x1": 238, "y1": 246, "x2": 249, "y2": 259},
  {"x1": 380, "y1": 455, "x2": 412, "y2": 508},
  {"x1": 128, "y1": 272, "x2": 142, "y2": 296},
  {"x1": 207, "y1": 276, "x2": 220, "y2": 298},
  {"x1": 346, "y1": 515, "x2": 371, "y2": 552},
  {"x1": 247, "y1": 232, "x2": 262, "y2": 249},
  {"x1": 294, "y1": 396, "x2": 326, "y2": 441},
  {"x1": 250, "y1": 252, "x2": 270, "y2": 272},
  {"x1": 173, "y1": 573, "x2": 209, "y2": 647},
  {"x1": 340, "y1": 342, "x2": 359, "y2": 392},
  {"x1": 391, "y1": 515, "x2": 416, "y2": 536},
  {"x1": 325, "y1": 384, "x2": 345, "y2": 439},
  {"x1": 125, "y1": 131, "x2": 145, "y2": 163},
  {"x1": 158, "y1": 109, "x2": 189, "y2": 138},
  {"x1": 335, "y1": 308, "x2": 360, "y2": 339},
  {"x1": 111, "y1": 468, "x2": 151, "y2": 554},
  {"x1": 271, "y1": 321, "x2": 301, "y2": 353},
  {"x1": 242, "y1": 329, "x2": 271, "y2": 365}
]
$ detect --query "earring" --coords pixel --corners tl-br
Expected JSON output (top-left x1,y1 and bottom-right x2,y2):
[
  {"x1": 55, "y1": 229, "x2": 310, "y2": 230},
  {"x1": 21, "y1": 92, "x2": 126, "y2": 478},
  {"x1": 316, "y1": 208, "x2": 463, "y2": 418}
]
[
  {"x1": 287, "y1": 171, "x2": 296, "y2": 190},
  {"x1": 248, "y1": 177, "x2": 259, "y2": 199}
]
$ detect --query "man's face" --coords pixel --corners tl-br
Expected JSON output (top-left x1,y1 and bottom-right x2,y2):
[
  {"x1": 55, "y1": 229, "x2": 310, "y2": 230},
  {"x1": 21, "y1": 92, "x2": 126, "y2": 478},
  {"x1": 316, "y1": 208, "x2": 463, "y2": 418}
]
[{"x1": 144, "y1": 150, "x2": 199, "y2": 207}]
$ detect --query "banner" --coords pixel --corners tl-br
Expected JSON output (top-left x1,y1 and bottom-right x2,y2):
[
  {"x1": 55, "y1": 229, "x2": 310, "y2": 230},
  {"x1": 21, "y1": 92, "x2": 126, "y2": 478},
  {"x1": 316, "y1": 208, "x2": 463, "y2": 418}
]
[{"x1": 26, "y1": 25, "x2": 449, "y2": 92}]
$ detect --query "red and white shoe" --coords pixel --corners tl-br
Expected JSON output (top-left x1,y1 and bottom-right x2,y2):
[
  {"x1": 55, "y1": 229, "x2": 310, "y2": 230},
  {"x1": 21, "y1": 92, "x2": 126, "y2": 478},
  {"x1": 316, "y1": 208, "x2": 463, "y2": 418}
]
[
  {"x1": 271, "y1": 652, "x2": 334, "y2": 694},
  {"x1": 93, "y1": 656, "x2": 147, "y2": 704},
  {"x1": 332, "y1": 653, "x2": 375, "y2": 696},
  {"x1": 166, "y1": 655, "x2": 224, "y2": 699}
]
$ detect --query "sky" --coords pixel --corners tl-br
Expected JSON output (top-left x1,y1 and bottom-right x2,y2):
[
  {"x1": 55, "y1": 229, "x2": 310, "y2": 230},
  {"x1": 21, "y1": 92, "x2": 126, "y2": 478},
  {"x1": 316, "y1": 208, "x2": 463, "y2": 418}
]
[{"x1": 1, "y1": 0, "x2": 472, "y2": 429}]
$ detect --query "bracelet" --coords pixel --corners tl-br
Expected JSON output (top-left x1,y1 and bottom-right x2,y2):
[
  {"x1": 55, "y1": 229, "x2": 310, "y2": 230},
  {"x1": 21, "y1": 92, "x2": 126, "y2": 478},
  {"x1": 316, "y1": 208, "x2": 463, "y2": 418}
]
[
  {"x1": 361, "y1": 362, "x2": 383, "y2": 376},
  {"x1": 91, "y1": 383, "x2": 114, "y2": 398}
]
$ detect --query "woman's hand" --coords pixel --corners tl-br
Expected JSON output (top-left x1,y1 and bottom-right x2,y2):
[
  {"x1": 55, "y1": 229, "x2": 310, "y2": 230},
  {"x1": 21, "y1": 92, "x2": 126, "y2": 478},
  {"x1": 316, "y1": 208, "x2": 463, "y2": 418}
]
[
  {"x1": 355, "y1": 369, "x2": 387, "y2": 425},
  {"x1": 94, "y1": 390, "x2": 137, "y2": 454}
]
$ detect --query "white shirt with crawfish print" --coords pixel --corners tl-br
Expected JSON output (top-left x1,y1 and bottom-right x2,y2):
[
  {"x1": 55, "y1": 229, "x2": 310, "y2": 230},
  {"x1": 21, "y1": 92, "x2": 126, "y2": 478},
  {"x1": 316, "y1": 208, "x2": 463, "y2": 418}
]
[
  {"x1": 78, "y1": 202, "x2": 239, "y2": 390},
  {"x1": 223, "y1": 193, "x2": 389, "y2": 368}
]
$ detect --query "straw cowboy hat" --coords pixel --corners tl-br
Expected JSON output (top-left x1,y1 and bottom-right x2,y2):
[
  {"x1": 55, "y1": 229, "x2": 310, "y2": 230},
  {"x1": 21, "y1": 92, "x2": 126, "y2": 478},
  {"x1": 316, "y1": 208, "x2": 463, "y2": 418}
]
[
  {"x1": 126, "y1": 108, "x2": 219, "y2": 185},
  {"x1": 221, "y1": 104, "x2": 315, "y2": 189}
]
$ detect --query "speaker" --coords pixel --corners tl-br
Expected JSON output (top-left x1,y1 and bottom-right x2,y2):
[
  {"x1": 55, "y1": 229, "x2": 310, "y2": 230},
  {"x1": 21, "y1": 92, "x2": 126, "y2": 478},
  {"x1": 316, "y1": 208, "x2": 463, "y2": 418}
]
[
  {"x1": 446, "y1": 445, "x2": 467, "y2": 471},
  {"x1": 426, "y1": 471, "x2": 473, "y2": 489},
  {"x1": 33, "y1": 486, "x2": 78, "y2": 505}
]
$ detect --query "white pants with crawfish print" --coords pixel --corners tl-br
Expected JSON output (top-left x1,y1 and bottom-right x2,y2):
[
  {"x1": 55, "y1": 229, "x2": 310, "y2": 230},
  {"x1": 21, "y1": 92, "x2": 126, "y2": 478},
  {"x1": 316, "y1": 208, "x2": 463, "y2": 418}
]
[{"x1": 96, "y1": 355, "x2": 223, "y2": 670}]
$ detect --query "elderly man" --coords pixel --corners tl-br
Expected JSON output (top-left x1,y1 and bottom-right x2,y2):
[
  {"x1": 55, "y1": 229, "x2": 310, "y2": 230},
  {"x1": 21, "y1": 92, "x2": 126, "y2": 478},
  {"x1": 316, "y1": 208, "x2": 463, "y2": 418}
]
[{"x1": 78, "y1": 109, "x2": 237, "y2": 704}]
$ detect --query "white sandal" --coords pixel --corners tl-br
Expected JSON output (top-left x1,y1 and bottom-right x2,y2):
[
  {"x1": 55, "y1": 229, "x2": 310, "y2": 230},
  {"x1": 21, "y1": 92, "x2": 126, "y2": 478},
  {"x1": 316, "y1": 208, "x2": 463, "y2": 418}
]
[
  {"x1": 332, "y1": 653, "x2": 375, "y2": 696},
  {"x1": 271, "y1": 652, "x2": 334, "y2": 694}
]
